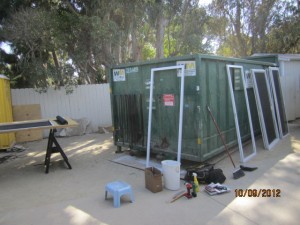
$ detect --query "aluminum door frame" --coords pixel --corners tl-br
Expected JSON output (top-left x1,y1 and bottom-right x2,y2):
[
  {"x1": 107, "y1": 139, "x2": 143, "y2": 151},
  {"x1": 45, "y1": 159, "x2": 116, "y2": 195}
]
[
  {"x1": 251, "y1": 69, "x2": 279, "y2": 150},
  {"x1": 146, "y1": 65, "x2": 185, "y2": 167},
  {"x1": 268, "y1": 67, "x2": 289, "y2": 138},
  {"x1": 226, "y1": 65, "x2": 256, "y2": 163}
]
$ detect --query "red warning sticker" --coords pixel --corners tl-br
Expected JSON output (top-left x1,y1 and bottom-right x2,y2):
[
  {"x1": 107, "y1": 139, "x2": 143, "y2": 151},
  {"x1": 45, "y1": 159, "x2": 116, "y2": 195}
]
[{"x1": 163, "y1": 94, "x2": 175, "y2": 106}]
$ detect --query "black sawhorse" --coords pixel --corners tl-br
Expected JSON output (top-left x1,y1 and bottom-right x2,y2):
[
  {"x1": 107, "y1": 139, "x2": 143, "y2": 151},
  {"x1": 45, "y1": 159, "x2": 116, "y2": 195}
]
[{"x1": 44, "y1": 129, "x2": 72, "y2": 173}]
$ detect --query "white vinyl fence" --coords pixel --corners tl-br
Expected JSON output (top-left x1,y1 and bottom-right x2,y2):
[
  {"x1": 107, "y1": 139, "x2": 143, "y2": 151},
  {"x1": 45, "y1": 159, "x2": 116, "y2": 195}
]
[{"x1": 11, "y1": 84, "x2": 112, "y2": 133}]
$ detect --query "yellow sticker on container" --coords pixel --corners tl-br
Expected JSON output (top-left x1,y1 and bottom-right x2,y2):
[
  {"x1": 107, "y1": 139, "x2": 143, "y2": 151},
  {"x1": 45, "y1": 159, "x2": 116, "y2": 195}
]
[{"x1": 197, "y1": 137, "x2": 202, "y2": 145}]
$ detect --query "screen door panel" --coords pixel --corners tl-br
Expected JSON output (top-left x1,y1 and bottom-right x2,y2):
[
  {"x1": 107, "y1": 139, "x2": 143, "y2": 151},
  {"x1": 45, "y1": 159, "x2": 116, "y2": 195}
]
[
  {"x1": 226, "y1": 65, "x2": 256, "y2": 162},
  {"x1": 251, "y1": 69, "x2": 279, "y2": 150},
  {"x1": 269, "y1": 67, "x2": 289, "y2": 138}
]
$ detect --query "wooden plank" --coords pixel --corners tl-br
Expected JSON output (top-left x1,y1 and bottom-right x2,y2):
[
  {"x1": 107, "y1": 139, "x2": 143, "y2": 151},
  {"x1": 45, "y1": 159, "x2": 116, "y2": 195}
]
[
  {"x1": 0, "y1": 117, "x2": 78, "y2": 134},
  {"x1": 12, "y1": 104, "x2": 43, "y2": 142},
  {"x1": 13, "y1": 104, "x2": 41, "y2": 120}
]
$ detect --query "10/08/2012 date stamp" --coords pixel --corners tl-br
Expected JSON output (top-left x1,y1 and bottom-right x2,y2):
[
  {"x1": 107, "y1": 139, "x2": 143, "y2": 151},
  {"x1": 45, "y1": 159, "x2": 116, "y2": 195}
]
[{"x1": 235, "y1": 189, "x2": 281, "y2": 197}]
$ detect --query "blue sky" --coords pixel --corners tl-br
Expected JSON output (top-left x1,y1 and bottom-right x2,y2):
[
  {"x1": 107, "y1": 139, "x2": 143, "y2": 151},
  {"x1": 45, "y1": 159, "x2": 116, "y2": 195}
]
[
  {"x1": 199, "y1": 0, "x2": 212, "y2": 6},
  {"x1": 0, "y1": 42, "x2": 11, "y2": 53}
]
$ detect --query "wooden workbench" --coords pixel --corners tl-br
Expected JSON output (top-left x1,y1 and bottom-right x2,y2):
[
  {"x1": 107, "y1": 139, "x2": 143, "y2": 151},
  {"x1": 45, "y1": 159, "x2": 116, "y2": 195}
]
[{"x1": 0, "y1": 117, "x2": 78, "y2": 173}]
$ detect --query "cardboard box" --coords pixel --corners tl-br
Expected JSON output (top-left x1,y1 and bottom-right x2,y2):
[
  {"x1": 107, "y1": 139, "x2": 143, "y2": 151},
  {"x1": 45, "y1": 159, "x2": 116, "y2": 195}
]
[{"x1": 145, "y1": 167, "x2": 163, "y2": 193}]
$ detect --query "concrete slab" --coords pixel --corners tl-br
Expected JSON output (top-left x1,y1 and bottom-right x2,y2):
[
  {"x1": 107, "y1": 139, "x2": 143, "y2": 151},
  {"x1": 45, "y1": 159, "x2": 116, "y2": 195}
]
[{"x1": 0, "y1": 123, "x2": 300, "y2": 225}]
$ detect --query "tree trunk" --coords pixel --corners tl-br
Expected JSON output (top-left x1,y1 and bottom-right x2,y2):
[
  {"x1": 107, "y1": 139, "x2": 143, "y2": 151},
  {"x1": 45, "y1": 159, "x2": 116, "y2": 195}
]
[
  {"x1": 249, "y1": 0, "x2": 257, "y2": 55},
  {"x1": 51, "y1": 50, "x2": 60, "y2": 69},
  {"x1": 112, "y1": 35, "x2": 122, "y2": 64},
  {"x1": 234, "y1": 0, "x2": 247, "y2": 56},
  {"x1": 131, "y1": 29, "x2": 141, "y2": 61},
  {"x1": 155, "y1": 3, "x2": 167, "y2": 59}
]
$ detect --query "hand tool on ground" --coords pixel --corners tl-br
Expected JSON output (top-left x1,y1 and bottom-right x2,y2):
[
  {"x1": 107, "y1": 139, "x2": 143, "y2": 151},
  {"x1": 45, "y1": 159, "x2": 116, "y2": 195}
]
[
  {"x1": 206, "y1": 105, "x2": 245, "y2": 179},
  {"x1": 169, "y1": 183, "x2": 193, "y2": 203},
  {"x1": 172, "y1": 190, "x2": 185, "y2": 200},
  {"x1": 169, "y1": 191, "x2": 186, "y2": 203},
  {"x1": 185, "y1": 182, "x2": 193, "y2": 199}
]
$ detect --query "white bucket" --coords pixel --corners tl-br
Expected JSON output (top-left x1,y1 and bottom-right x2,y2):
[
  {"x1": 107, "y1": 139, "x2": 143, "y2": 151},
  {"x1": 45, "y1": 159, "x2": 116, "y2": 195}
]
[{"x1": 161, "y1": 160, "x2": 181, "y2": 190}]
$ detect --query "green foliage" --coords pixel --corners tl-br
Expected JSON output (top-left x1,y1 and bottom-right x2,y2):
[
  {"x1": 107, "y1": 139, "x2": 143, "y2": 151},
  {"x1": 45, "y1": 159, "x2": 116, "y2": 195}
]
[
  {"x1": 1, "y1": 0, "x2": 299, "y2": 90},
  {"x1": 266, "y1": 1, "x2": 300, "y2": 53},
  {"x1": 164, "y1": 4, "x2": 211, "y2": 57},
  {"x1": 142, "y1": 43, "x2": 156, "y2": 60},
  {"x1": 0, "y1": 0, "x2": 214, "y2": 89},
  {"x1": 2, "y1": 7, "x2": 77, "y2": 90},
  {"x1": 209, "y1": 0, "x2": 300, "y2": 57}
]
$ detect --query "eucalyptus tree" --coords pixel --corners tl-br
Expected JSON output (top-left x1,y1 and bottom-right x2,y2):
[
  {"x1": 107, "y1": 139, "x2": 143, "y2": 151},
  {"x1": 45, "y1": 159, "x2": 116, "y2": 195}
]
[
  {"x1": 208, "y1": 0, "x2": 299, "y2": 57},
  {"x1": 165, "y1": 0, "x2": 212, "y2": 56},
  {"x1": 266, "y1": 0, "x2": 300, "y2": 53},
  {"x1": 1, "y1": 0, "x2": 216, "y2": 90}
]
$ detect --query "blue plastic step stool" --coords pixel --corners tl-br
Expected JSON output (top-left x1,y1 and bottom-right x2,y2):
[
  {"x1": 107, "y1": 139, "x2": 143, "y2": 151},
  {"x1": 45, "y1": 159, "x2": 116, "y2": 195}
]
[{"x1": 105, "y1": 181, "x2": 134, "y2": 208}]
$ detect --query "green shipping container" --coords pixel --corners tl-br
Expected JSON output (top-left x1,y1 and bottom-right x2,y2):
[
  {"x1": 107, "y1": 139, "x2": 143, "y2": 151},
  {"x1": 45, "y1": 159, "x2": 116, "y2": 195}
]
[{"x1": 109, "y1": 54, "x2": 275, "y2": 162}]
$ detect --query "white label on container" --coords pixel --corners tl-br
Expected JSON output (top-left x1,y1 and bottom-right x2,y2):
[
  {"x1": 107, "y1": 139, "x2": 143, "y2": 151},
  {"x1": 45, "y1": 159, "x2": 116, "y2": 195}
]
[
  {"x1": 113, "y1": 69, "x2": 126, "y2": 82},
  {"x1": 244, "y1": 70, "x2": 253, "y2": 88},
  {"x1": 176, "y1": 61, "x2": 196, "y2": 77}
]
